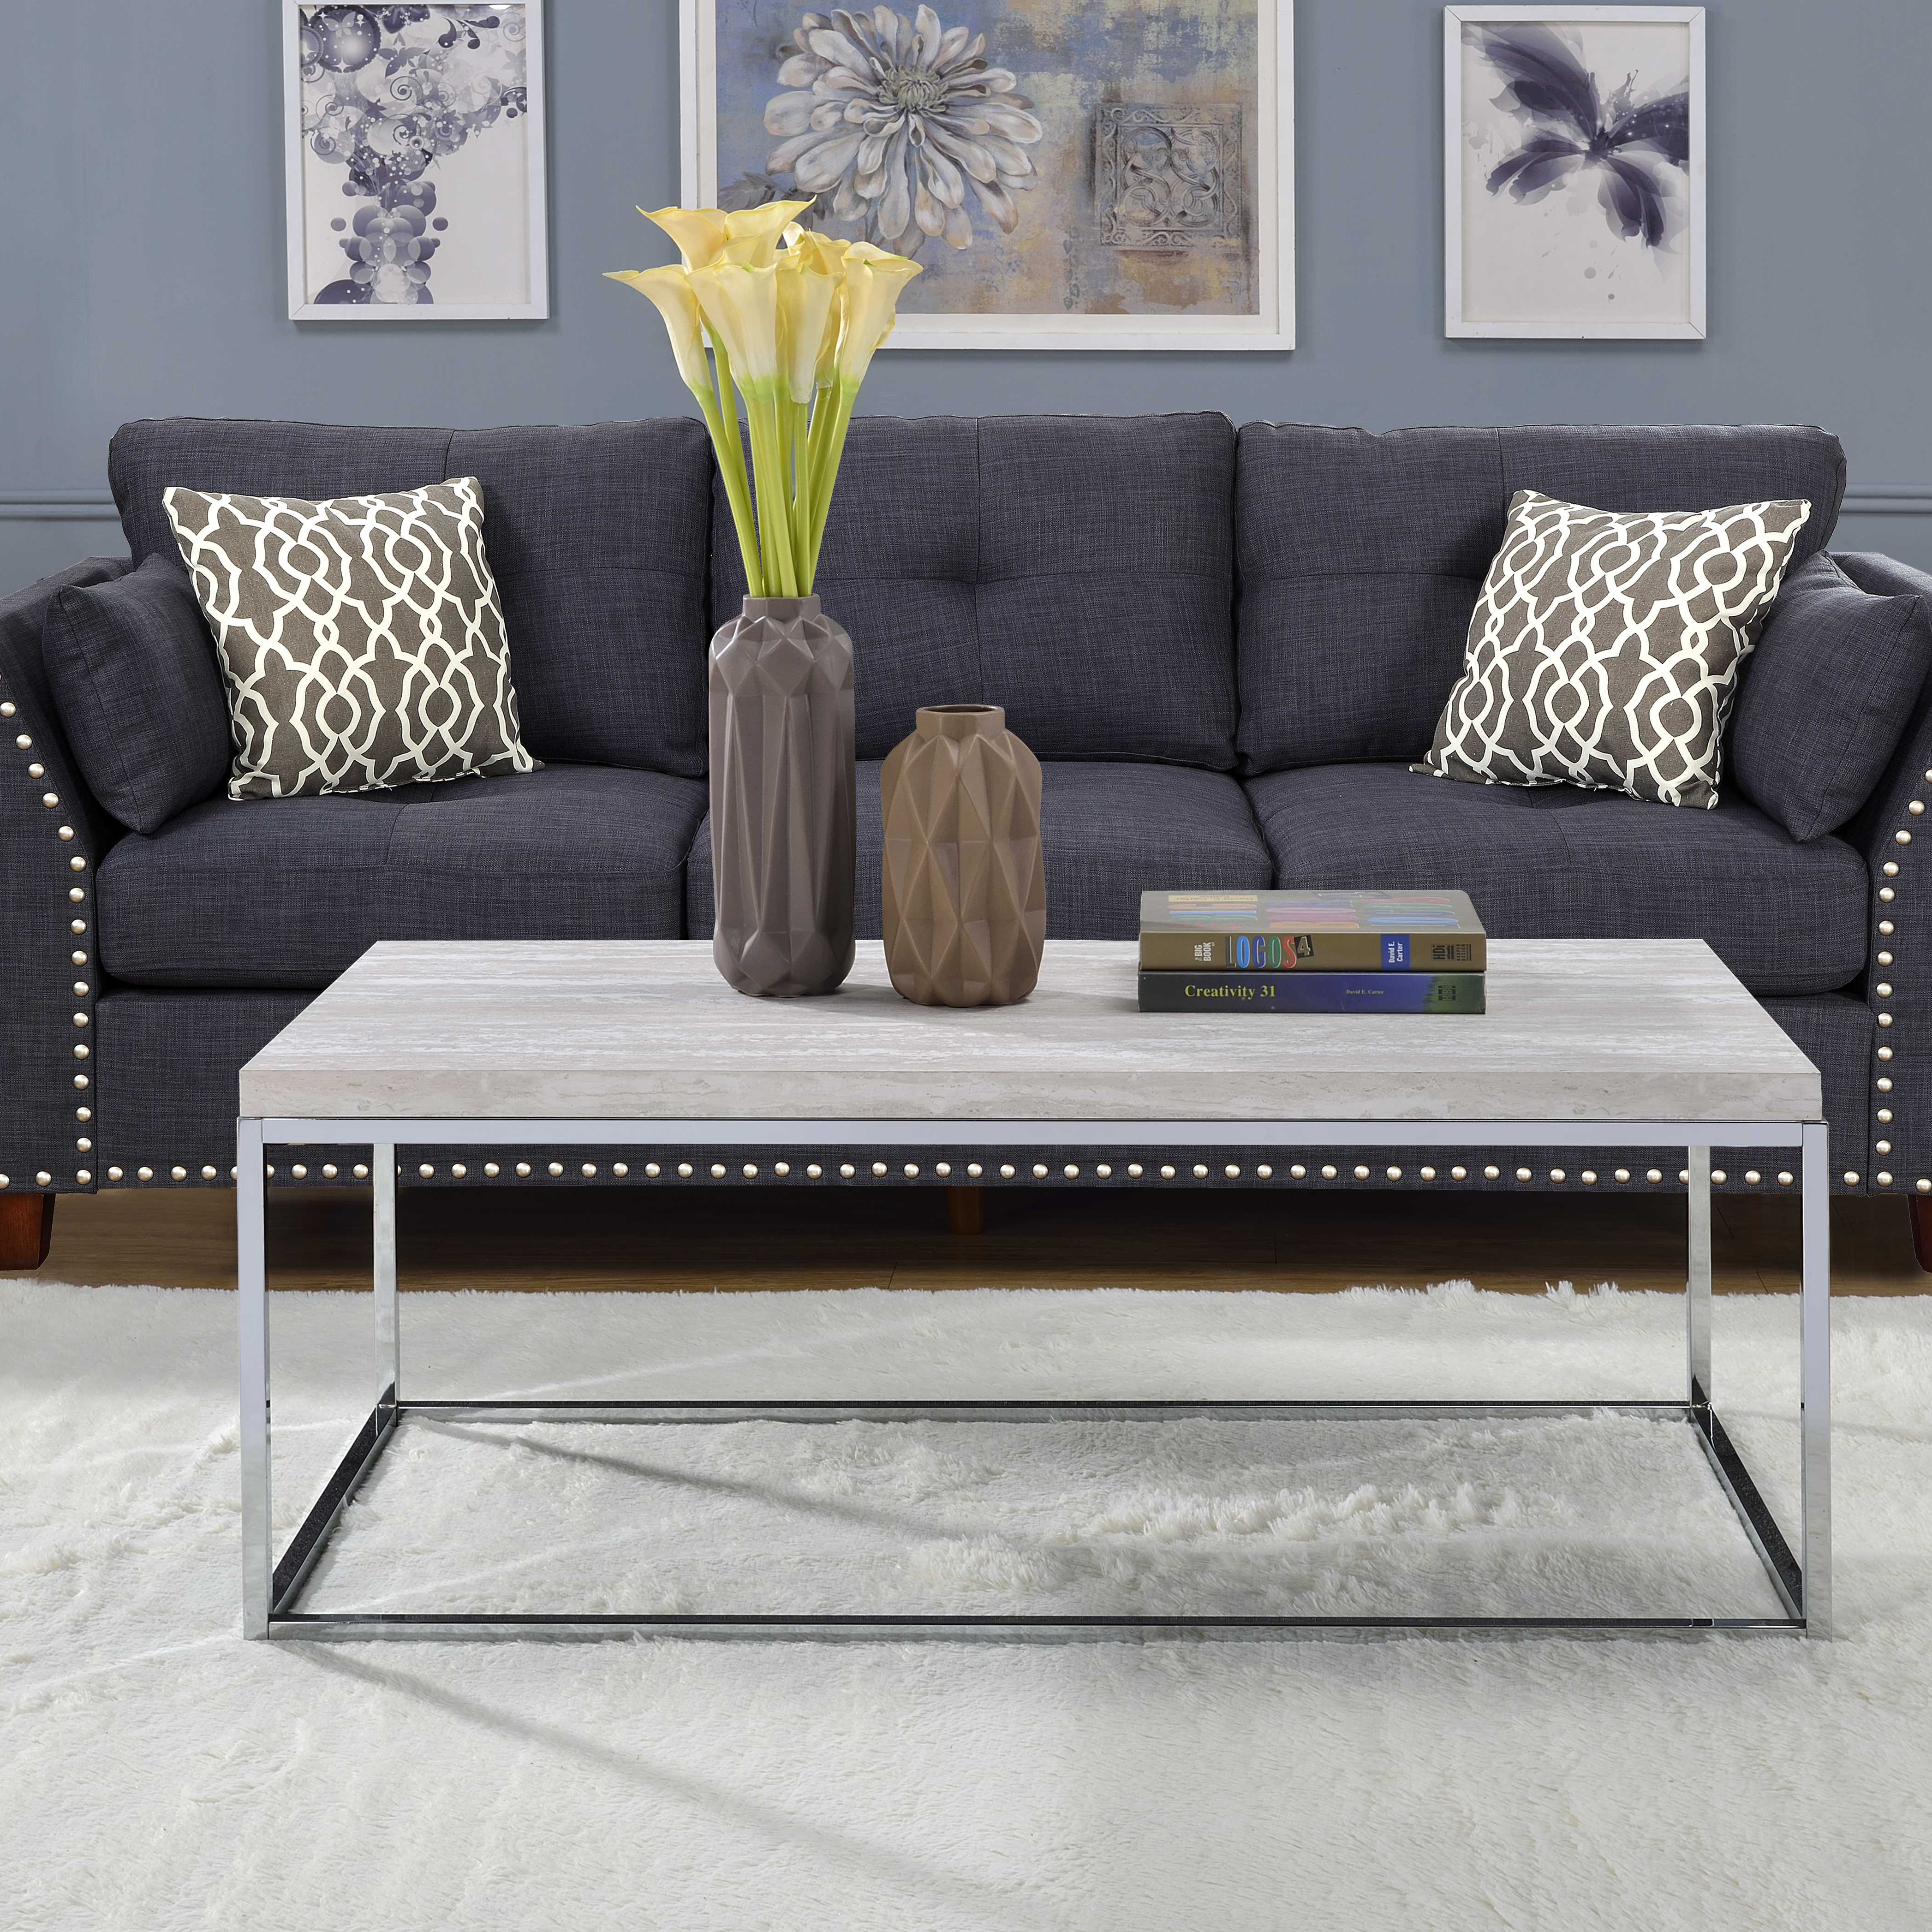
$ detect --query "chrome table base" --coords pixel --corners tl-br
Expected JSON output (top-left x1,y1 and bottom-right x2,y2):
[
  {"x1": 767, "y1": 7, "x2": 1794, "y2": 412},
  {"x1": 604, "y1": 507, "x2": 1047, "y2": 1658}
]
[{"x1": 238, "y1": 1117, "x2": 1831, "y2": 1641}]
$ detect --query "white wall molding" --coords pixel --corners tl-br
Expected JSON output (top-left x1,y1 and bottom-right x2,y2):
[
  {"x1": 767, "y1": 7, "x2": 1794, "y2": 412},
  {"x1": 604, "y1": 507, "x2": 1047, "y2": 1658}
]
[
  {"x1": 0, "y1": 492, "x2": 119, "y2": 522},
  {"x1": 1842, "y1": 487, "x2": 1932, "y2": 517}
]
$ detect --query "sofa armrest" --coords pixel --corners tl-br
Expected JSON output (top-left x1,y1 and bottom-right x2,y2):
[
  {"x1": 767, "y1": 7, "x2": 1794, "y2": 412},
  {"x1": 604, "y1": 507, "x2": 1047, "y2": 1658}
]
[
  {"x1": 0, "y1": 559, "x2": 127, "y2": 1196},
  {"x1": 1831, "y1": 552, "x2": 1932, "y2": 1195}
]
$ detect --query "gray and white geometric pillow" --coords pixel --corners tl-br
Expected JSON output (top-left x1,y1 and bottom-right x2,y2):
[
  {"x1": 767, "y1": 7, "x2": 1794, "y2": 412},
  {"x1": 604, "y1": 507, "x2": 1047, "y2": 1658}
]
[
  {"x1": 164, "y1": 477, "x2": 537, "y2": 800},
  {"x1": 1415, "y1": 489, "x2": 1812, "y2": 810}
]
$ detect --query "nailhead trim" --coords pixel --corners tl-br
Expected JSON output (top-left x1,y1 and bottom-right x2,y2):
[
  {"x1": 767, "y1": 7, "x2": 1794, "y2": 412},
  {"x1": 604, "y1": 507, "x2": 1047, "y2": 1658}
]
[
  {"x1": 1862, "y1": 801, "x2": 1921, "y2": 1189},
  {"x1": 4, "y1": 664, "x2": 96, "y2": 1199},
  {"x1": 72, "y1": 1145, "x2": 1852, "y2": 1197}
]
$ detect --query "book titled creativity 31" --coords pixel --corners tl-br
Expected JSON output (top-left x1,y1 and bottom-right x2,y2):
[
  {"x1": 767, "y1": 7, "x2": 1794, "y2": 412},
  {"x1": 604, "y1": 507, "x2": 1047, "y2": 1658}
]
[
  {"x1": 1139, "y1": 890, "x2": 1486, "y2": 972},
  {"x1": 1137, "y1": 971, "x2": 1487, "y2": 1014}
]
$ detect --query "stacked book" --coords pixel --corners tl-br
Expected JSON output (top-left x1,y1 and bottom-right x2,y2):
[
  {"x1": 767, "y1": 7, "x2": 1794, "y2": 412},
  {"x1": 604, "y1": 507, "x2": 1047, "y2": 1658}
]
[{"x1": 1138, "y1": 890, "x2": 1487, "y2": 1014}]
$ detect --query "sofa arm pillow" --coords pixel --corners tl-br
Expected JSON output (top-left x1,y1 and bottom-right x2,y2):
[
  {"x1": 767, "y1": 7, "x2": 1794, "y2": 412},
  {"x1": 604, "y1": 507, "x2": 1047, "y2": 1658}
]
[
  {"x1": 43, "y1": 554, "x2": 233, "y2": 834},
  {"x1": 1727, "y1": 552, "x2": 1932, "y2": 842},
  {"x1": 165, "y1": 476, "x2": 538, "y2": 799},
  {"x1": 1414, "y1": 489, "x2": 1810, "y2": 809}
]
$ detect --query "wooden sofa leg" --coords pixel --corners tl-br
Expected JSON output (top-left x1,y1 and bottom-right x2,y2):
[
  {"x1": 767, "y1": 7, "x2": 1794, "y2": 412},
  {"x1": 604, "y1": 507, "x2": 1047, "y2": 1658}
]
[
  {"x1": 946, "y1": 1186, "x2": 985, "y2": 1235},
  {"x1": 0, "y1": 1194, "x2": 55, "y2": 1271},
  {"x1": 1910, "y1": 1197, "x2": 1932, "y2": 1274}
]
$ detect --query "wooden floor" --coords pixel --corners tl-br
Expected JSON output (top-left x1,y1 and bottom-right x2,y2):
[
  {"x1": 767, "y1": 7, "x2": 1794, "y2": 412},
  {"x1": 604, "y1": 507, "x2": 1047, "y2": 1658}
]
[{"x1": 13, "y1": 1182, "x2": 1929, "y2": 1295}]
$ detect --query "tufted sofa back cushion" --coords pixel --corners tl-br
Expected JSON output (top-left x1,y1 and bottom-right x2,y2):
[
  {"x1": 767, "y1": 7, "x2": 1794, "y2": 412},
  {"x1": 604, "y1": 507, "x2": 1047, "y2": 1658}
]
[
  {"x1": 1233, "y1": 422, "x2": 1849, "y2": 776},
  {"x1": 108, "y1": 417, "x2": 714, "y2": 778},
  {"x1": 712, "y1": 413, "x2": 1240, "y2": 766}
]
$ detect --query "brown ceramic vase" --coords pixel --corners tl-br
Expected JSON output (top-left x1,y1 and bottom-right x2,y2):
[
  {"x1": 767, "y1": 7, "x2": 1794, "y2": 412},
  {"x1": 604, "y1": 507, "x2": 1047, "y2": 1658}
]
[
  {"x1": 879, "y1": 704, "x2": 1046, "y2": 1007},
  {"x1": 709, "y1": 595, "x2": 856, "y2": 997}
]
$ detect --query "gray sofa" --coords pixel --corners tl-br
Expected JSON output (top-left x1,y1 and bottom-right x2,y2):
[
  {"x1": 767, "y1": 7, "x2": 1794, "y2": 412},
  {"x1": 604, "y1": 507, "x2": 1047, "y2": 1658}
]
[{"x1": 1, "y1": 410, "x2": 1925, "y2": 1260}]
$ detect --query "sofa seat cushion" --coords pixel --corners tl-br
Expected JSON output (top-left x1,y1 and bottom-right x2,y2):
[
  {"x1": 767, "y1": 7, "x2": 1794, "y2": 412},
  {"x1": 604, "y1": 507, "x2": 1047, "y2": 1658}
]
[
  {"x1": 688, "y1": 761, "x2": 1273, "y2": 941},
  {"x1": 1244, "y1": 763, "x2": 1866, "y2": 997},
  {"x1": 98, "y1": 766, "x2": 706, "y2": 989}
]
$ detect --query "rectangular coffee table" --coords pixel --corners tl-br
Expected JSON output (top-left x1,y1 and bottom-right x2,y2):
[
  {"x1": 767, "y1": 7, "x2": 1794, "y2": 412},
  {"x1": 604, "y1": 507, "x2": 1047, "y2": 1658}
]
[{"x1": 237, "y1": 937, "x2": 1830, "y2": 1640}]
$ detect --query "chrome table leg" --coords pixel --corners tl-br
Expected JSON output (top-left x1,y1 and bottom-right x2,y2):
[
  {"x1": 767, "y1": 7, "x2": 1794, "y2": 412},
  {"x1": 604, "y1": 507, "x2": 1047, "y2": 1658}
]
[
  {"x1": 1800, "y1": 1121, "x2": 1832, "y2": 1637},
  {"x1": 373, "y1": 1143, "x2": 398, "y2": 1412},
  {"x1": 237, "y1": 1119, "x2": 271, "y2": 1640},
  {"x1": 1687, "y1": 1144, "x2": 1712, "y2": 1412}
]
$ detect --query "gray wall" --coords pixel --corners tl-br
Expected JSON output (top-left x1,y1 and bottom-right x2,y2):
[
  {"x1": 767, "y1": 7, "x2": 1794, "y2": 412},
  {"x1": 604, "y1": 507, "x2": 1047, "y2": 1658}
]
[{"x1": 6, "y1": 0, "x2": 1930, "y2": 593}]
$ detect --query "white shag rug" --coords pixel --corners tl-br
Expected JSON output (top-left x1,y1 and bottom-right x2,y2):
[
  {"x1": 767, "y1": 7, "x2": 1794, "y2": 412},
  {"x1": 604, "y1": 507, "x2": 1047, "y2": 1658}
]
[{"x1": 5, "y1": 1278, "x2": 1931, "y2": 1930}]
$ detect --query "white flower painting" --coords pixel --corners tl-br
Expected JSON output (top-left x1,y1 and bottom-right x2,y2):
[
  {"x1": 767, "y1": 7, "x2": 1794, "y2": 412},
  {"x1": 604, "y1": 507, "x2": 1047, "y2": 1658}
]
[
  {"x1": 763, "y1": 7, "x2": 1044, "y2": 255},
  {"x1": 686, "y1": 0, "x2": 1296, "y2": 350}
]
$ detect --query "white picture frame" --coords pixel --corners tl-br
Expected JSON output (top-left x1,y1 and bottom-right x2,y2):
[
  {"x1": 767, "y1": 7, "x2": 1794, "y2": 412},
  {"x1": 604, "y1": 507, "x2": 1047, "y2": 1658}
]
[
  {"x1": 284, "y1": 1, "x2": 549, "y2": 322},
  {"x1": 680, "y1": 0, "x2": 1294, "y2": 352},
  {"x1": 1445, "y1": 5, "x2": 1704, "y2": 340}
]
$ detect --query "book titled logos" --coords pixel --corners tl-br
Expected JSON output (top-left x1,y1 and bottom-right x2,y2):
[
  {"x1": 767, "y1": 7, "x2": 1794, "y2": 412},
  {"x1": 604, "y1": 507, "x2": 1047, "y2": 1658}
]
[{"x1": 1139, "y1": 889, "x2": 1486, "y2": 975}]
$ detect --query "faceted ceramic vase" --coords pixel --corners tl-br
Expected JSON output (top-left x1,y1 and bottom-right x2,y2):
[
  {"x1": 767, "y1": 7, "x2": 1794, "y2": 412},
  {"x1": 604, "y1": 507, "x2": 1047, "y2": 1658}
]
[
  {"x1": 709, "y1": 596, "x2": 856, "y2": 997},
  {"x1": 879, "y1": 704, "x2": 1046, "y2": 1007}
]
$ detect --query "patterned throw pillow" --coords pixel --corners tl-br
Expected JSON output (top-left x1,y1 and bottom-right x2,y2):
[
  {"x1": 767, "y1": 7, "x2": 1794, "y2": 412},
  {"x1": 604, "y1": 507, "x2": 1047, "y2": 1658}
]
[
  {"x1": 1415, "y1": 489, "x2": 1812, "y2": 810},
  {"x1": 164, "y1": 477, "x2": 537, "y2": 800}
]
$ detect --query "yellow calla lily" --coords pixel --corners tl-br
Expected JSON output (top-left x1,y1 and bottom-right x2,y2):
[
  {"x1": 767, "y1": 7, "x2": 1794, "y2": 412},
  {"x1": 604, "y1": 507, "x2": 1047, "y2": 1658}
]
[
  {"x1": 638, "y1": 204, "x2": 729, "y2": 271},
  {"x1": 687, "y1": 264, "x2": 782, "y2": 388},
  {"x1": 608, "y1": 202, "x2": 909, "y2": 597},
  {"x1": 718, "y1": 200, "x2": 816, "y2": 269},
  {"x1": 780, "y1": 229, "x2": 853, "y2": 388},
  {"x1": 774, "y1": 247, "x2": 841, "y2": 407},
  {"x1": 836, "y1": 246, "x2": 924, "y2": 385},
  {"x1": 603, "y1": 266, "x2": 710, "y2": 394},
  {"x1": 689, "y1": 261, "x2": 798, "y2": 591},
  {"x1": 783, "y1": 226, "x2": 849, "y2": 268}
]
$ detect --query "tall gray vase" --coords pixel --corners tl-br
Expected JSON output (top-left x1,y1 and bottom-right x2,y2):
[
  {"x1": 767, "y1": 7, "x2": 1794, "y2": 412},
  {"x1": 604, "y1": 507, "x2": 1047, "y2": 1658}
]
[{"x1": 709, "y1": 595, "x2": 856, "y2": 997}]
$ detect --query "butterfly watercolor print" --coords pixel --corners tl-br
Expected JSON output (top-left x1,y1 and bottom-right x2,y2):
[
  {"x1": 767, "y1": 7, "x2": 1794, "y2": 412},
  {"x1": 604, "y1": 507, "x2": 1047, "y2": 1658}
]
[{"x1": 1473, "y1": 24, "x2": 1689, "y2": 248}]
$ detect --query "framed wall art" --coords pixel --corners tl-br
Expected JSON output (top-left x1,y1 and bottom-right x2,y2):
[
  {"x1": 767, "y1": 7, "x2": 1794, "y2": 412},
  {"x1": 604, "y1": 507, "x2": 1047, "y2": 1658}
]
[
  {"x1": 1445, "y1": 6, "x2": 1704, "y2": 340},
  {"x1": 680, "y1": 0, "x2": 1295, "y2": 351},
  {"x1": 284, "y1": 3, "x2": 549, "y2": 321}
]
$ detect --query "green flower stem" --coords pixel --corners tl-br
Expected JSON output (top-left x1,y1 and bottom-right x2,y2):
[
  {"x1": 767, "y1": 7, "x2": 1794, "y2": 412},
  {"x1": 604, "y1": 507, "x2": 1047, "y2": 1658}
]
[
  {"x1": 745, "y1": 390, "x2": 798, "y2": 599},
  {"x1": 704, "y1": 340, "x2": 765, "y2": 598},
  {"x1": 806, "y1": 382, "x2": 858, "y2": 583},
  {"x1": 787, "y1": 394, "x2": 815, "y2": 594},
  {"x1": 696, "y1": 389, "x2": 763, "y2": 600}
]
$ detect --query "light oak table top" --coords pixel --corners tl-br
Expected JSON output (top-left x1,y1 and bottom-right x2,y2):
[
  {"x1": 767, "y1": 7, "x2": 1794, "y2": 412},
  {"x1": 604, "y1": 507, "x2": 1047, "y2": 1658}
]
[{"x1": 239, "y1": 939, "x2": 1822, "y2": 1126}]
